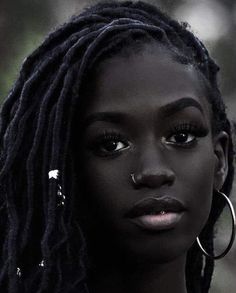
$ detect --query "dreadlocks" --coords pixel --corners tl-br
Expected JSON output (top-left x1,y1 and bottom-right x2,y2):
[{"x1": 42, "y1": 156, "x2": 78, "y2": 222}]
[{"x1": 0, "y1": 1, "x2": 234, "y2": 292}]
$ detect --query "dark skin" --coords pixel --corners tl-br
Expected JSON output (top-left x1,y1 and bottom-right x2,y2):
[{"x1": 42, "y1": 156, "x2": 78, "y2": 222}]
[{"x1": 76, "y1": 46, "x2": 229, "y2": 293}]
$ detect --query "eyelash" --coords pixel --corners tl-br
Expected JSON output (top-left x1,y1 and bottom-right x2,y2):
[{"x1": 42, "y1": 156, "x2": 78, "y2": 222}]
[
  {"x1": 165, "y1": 122, "x2": 209, "y2": 147},
  {"x1": 88, "y1": 123, "x2": 208, "y2": 157},
  {"x1": 88, "y1": 130, "x2": 130, "y2": 157}
]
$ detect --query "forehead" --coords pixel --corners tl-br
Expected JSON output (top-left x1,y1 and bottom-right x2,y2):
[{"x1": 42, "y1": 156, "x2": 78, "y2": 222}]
[{"x1": 85, "y1": 48, "x2": 212, "y2": 121}]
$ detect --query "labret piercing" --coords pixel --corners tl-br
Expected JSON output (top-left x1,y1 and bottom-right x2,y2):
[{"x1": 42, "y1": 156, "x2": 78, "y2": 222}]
[{"x1": 130, "y1": 174, "x2": 166, "y2": 215}]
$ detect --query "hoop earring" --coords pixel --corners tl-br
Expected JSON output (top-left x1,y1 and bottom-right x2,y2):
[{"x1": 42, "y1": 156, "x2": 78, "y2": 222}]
[{"x1": 196, "y1": 190, "x2": 236, "y2": 259}]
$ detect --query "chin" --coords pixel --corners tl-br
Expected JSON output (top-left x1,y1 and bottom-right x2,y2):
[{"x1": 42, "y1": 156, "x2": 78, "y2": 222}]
[{"x1": 96, "y1": 228, "x2": 193, "y2": 267}]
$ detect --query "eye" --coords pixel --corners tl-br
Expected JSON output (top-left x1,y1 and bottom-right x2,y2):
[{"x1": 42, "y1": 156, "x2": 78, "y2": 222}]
[
  {"x1": 100, "y1": 140, "x2": 128, "y2": 153},
  {"x1": 89, "y1": 131, "x2": 130, "y2": 157},
  {"x1": 167, "y1": 132, "x2": 196, "y2": 144},
  {"x1": 164, "y1": 123, "x2": 209, "y2": 147}
]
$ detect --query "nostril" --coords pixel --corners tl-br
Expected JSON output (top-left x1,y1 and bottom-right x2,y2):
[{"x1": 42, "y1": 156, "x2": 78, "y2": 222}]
[{"x1": 132, "y1": 171, "x2": 175, "y2": 188}]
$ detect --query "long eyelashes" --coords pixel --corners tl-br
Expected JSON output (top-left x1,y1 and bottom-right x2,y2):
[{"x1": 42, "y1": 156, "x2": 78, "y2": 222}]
[
  {"x1": 165, "y1": 122, "x2": 209, "y2": 146},
  {"x1": 170, "y1": 122, "x2": 209, "y2": 137},
  {"x1": 87, "y1": 130, "x2": 130, "y2": 157},
  {"x1": 87, "y1": 122, "x2": 209, "y2": 157}
]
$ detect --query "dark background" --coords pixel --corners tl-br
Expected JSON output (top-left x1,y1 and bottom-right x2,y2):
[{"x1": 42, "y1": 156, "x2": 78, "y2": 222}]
[{"x1": 0, "y1": 1, "x2": 235, "y2": 292}]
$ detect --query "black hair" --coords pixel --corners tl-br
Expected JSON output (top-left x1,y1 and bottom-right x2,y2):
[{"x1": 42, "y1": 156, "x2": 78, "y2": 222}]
[{"x1": 0, "y1": 1, "x2": 234, "y2": 292}]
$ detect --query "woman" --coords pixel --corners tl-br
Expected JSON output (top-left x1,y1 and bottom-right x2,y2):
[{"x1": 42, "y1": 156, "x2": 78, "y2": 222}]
[{"x1": 0, "y1": 1, "x2": 235, "y2": 292}]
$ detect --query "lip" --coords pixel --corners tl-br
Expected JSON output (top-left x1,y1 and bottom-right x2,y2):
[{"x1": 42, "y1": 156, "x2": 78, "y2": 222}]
[{"x1": 125, "y1": 196, "x2": 186, "y2": 231}]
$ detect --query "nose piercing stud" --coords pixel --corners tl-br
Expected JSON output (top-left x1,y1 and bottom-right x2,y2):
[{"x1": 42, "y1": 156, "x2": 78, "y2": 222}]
[{"x1": 130, "y1": 173, "x2": 137, "y2": 185}]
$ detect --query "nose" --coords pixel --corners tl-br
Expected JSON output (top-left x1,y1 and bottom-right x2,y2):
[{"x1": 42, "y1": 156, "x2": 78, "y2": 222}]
[{"x1": 132, "y1": 146, "x2": 175, "y2": 189}]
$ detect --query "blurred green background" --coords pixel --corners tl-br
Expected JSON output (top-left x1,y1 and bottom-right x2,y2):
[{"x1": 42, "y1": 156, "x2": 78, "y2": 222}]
[{"x1": 0, "y1": 0, "x2": 235, "y2": 292}]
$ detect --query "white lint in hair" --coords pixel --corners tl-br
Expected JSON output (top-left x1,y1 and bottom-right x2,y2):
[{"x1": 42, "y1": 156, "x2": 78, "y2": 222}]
[
  {"x1": 16, "y1": 267, "x2": 21, "y2": 277},
  {"x1": 48, "y1": 169, "x2": 59, "y2": 179}
]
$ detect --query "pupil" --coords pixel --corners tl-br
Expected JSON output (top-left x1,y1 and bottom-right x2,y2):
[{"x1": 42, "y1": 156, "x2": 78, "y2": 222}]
[
  {"x1": 175, "y1": 133, "x2": 187, "y2": 143},
  {"x1": 104, "y1": 141, "x2": 117, "y2": 151}
]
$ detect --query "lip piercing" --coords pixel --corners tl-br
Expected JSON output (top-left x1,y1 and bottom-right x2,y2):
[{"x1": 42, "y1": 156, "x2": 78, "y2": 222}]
[
  {"x1": 160, "y1": 211, "x2": 166, "y2": 215},
  {"x1": 130, "y1": 173, "x2": 137, "y2": 185}
]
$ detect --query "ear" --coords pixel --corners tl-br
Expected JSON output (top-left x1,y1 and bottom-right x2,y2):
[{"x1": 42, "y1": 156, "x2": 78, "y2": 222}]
[{"x1": 213, "y1": 131, "x2": 229, "y2": 190}]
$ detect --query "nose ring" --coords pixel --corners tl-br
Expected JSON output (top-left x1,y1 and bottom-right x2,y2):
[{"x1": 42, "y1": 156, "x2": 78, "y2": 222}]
[{"x1": 130, "y1": 173, "x2": 137, "y2": 185}]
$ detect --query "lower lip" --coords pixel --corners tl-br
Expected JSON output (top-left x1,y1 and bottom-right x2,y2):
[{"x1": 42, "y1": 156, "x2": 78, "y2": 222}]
[{"x1": 130, "y1": 212, "x2": 184, "y2": 231}]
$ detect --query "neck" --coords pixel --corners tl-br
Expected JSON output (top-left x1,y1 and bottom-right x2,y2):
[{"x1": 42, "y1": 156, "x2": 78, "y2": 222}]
[{"x1": 88, "y1": 254, "x2": 187, "y2": 293}]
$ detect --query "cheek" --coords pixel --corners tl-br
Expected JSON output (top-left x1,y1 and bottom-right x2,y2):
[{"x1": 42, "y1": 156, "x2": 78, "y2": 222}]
[
  {"x1": 173, "y1": 143, "x2": 216, "y2": 235},
  {"x1": 79, "y1": 155, "x2": 130, "y2": 223},
  {"x1": 77, "y1": 156, "x2": 135, "y2": 259}
]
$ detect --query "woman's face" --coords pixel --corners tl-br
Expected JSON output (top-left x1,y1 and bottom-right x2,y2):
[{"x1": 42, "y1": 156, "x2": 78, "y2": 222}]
[{"x1": 76, "y1": 47, "x2": 228, "y2": 266}]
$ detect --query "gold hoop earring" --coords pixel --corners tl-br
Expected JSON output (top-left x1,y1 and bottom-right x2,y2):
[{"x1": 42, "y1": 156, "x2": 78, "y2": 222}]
[{"x1": 196, "y1": 190, "x2": 236, "y2": 259}]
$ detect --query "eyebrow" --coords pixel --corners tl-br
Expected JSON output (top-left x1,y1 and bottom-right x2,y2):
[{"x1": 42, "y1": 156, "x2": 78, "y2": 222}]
[
  {"x1": 160, "y1": 97, "x2": 204, "y2": 117},
  {"x1": 83, "y1": 112, "x2": 127, "y2": 128},
  {"x1": 83, "y1": 97, "x2": 204, "y2": 128}
]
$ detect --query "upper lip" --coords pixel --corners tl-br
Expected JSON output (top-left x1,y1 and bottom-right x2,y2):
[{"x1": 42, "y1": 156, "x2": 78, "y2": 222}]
[{"x1": 125, "y1": 196, "x2": 186, "y2": 218}]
